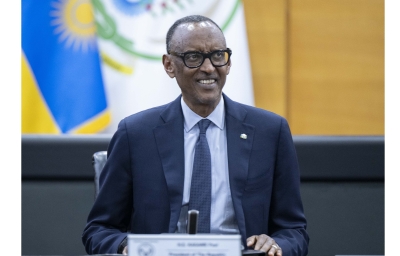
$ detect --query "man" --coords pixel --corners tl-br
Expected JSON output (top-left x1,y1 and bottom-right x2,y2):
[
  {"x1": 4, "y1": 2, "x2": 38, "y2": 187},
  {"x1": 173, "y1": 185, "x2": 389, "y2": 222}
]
[{"x1": 82, "y1": 15, "x2": 309, "y2": 256}]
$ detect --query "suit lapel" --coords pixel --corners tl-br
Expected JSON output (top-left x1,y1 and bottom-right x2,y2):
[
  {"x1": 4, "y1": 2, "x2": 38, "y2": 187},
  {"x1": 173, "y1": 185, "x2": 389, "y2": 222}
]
[
  {"x1": 153, "y1": 96, "x2": 185, "y2": 233},
  {"x1": 224, "y1": 94, "x2": 255, "y2": 245}
]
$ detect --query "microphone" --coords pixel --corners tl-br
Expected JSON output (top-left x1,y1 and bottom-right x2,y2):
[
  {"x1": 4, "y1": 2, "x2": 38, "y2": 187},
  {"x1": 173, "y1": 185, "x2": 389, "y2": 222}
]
[{"x1": 187, "y1": 209, "x2": 199, "y2": 234}]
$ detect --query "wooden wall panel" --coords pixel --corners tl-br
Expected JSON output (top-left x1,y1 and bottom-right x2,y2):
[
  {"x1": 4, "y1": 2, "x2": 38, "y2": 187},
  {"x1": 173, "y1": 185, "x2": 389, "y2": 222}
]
[
  {"x1": 287, "y1": 0, "x2": 384, "y2": 135},
  {"x1": 242, "y1": 0, "x2": 288, "y2": 117}
]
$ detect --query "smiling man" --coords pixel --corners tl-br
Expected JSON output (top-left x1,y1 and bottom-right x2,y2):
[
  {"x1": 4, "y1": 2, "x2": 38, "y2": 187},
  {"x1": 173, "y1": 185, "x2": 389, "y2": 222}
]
[{"x1": 82, "y1": 15, "x2": 309, "y2": 256}]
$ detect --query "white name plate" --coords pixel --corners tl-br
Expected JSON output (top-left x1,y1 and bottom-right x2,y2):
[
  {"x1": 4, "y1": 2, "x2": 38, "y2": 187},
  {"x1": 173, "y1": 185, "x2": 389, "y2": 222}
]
[{"x1": 128, "y1": 234, "x2": 242, "y2": 256}]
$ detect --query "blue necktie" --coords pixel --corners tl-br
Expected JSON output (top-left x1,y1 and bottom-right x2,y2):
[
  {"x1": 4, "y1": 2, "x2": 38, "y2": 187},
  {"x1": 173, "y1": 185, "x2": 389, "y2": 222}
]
[{"x1": 189, "y1": 119, "x2": 212, "y2": 233}]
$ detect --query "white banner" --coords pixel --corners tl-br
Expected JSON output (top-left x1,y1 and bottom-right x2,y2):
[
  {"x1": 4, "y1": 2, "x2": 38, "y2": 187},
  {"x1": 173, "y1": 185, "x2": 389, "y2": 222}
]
[
  {"x1": 128, "y1": 234, "x2": 242, "y2": 256},
  {"x1": 93, "y1": 0, "x2": 254, "y2": 133}
]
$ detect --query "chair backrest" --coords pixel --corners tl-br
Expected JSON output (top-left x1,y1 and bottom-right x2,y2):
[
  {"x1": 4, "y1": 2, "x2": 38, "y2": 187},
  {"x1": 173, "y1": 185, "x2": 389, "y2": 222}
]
[{"x1": 92, "y1": 151, "x2": 107, "y2": 200}]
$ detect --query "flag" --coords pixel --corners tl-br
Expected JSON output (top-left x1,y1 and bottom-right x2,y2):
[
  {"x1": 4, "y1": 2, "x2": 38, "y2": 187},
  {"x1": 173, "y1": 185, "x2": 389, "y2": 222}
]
[
  {"x1": 92, "y1": 0, "x2": 254, "y2": 133},
  {"x1": 22, "y1": 0, "x2": 110, "y2": 134}
]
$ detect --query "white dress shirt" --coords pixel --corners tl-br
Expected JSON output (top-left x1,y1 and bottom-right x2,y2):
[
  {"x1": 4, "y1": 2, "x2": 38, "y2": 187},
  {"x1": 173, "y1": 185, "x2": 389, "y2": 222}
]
[{"x1": 176, "y1": 96, "x2": 239, "y2": 234}]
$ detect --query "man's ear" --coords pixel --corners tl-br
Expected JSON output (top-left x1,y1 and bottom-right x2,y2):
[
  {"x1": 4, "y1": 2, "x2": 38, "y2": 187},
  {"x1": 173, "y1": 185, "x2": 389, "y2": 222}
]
[
  {"x1": 226, "y1": 59, "x2": 232, "y2": 75},
  {"x1": 162, "y1": 54, "x2": 175, "y2": 78}
]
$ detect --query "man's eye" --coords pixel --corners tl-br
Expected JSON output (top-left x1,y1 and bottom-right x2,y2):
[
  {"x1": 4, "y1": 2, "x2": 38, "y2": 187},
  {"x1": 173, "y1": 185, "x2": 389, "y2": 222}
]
[
  {"x1": 213, "y1": 52, "x2": 225, "y2": 60},
  {"x1": 186, "y1": 54, "x2": 200, "y2": 60}
]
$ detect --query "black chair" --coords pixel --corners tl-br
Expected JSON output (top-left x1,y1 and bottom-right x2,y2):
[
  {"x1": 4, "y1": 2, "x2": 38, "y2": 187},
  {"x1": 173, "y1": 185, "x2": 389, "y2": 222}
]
[{"x1": 92, "y1": 151, "x2": 107, "y2": 199}]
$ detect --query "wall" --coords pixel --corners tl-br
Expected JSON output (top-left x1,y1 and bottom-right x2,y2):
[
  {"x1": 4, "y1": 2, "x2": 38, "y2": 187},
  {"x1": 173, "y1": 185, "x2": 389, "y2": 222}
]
[{"x1": 242, "y1": 0, "x2": 384, "y2": 135}]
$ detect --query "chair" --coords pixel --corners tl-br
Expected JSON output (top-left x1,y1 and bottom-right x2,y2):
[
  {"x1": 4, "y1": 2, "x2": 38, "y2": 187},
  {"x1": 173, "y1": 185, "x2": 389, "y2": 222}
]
[
  {"x1": 92, "y1": 151, "x2": 107, "y2": 199},
  {"x1": 92, "y1": 150, "x2": 132, "y2": 233}
]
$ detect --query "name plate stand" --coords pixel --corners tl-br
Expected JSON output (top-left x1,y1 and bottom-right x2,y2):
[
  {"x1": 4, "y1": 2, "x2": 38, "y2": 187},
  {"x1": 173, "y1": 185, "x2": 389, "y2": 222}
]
[{"x1": 128, "y1": 234, "x2": 242, "y2": 256}]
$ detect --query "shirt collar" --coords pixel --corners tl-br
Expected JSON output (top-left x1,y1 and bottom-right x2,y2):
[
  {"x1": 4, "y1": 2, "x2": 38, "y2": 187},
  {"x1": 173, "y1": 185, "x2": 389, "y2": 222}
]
[{"x1": 181, "y1": 96, "x2": 225, "y2": 132}]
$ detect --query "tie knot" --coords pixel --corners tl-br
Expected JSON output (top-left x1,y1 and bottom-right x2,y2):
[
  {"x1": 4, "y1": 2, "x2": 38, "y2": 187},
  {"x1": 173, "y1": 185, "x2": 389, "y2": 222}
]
[{"x1": 198, "y1": 119, "x2": 211, "y2": 134}]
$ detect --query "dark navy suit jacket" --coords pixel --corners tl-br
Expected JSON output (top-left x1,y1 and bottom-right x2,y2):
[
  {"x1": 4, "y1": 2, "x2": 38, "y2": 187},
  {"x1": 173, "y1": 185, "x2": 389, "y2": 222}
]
[{"x1": 82, "y1": 94, "x2": 309, "y2": 255}]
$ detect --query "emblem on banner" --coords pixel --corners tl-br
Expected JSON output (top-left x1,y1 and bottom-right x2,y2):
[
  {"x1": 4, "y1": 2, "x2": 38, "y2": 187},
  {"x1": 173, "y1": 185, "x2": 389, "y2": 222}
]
[{"x1": 137, "y1": 243, "x2": 155, "y2": 256}]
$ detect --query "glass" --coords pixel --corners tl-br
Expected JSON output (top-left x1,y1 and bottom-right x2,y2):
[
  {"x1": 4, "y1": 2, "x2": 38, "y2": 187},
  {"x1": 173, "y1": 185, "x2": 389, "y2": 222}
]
[{"x1": 169, "y1": 48, "x2": 232, "y2": 68}]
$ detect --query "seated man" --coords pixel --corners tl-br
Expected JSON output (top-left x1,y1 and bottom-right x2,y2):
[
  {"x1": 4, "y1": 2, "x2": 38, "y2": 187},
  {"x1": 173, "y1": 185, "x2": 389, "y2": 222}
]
[{"x1": 82, "y1": 15, "x2": 309, "y2": 256}]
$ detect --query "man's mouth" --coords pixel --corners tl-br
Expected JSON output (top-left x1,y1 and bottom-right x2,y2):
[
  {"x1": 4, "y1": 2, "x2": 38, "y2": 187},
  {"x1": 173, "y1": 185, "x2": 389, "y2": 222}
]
[{"x1": 198, "y1": 79, "x2": 216, "y2": 84}]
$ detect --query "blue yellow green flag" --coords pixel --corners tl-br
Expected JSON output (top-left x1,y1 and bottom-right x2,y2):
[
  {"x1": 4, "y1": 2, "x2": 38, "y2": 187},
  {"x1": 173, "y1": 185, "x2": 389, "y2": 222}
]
[{"x1": 22, "y1": 0, "x2": 110, "y2": 134}]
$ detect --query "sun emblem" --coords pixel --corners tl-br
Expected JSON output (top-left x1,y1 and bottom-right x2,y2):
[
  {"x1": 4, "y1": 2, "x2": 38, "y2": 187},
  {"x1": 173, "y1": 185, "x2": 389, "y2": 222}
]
[{"x1": 50, "y1": 0, "x2": 97, "y2": 51}]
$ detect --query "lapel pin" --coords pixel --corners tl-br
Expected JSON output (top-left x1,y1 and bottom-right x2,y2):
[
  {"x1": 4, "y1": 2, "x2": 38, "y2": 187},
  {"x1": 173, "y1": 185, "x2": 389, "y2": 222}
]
[{"x1": 240, "y1": 133, "x2": 247, "y2": 140}]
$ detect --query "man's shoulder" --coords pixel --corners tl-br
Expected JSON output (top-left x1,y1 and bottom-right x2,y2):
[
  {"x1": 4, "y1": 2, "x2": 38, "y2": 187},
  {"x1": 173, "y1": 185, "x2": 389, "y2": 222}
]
[
  {"x1": 227, "y1": 97, "x2": 285, "y2": 123},
  {"x1": 243, "y1": 103, "x2": 283, "y2": 118},
  {"x1": 230, "y1": 101, "x2": 291, "y2": 137},
  {"x1": 125, "y1": 104, "x2": 168, "y2": 120},
  {"x1": 118, "y1": 101, "x2": 174, "y2": 129}
]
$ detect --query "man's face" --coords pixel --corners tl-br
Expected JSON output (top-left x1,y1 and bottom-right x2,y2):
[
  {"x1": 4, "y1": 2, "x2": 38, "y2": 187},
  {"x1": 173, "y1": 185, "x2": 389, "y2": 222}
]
[{"x1": 163, "y1": 21, "x2": 231, "y2": 114}]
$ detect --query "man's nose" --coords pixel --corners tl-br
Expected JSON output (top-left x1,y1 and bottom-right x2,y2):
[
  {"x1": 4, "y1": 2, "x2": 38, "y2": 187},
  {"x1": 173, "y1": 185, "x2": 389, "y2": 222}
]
[{"x1": 199, "y1": 57, "x2": 215, "y2": 73}]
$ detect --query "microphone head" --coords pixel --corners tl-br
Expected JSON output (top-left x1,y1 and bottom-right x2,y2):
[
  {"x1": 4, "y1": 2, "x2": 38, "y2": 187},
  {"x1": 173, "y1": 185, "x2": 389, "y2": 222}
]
[{"x1": 187, "y1": 209, "x2": 199, "y2": 234}]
